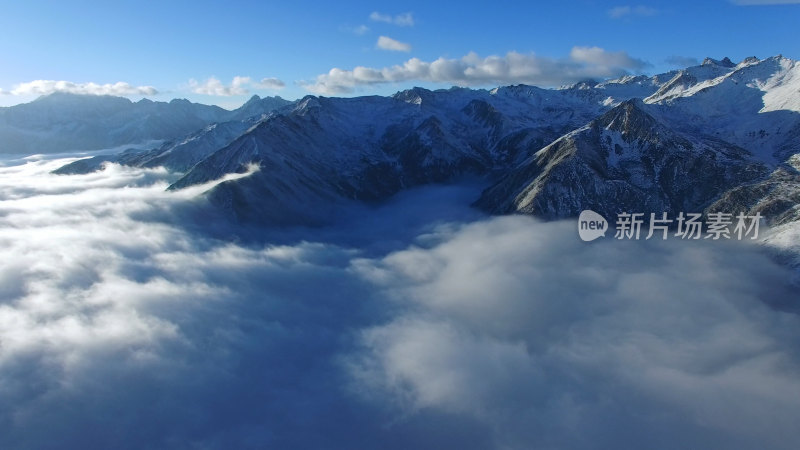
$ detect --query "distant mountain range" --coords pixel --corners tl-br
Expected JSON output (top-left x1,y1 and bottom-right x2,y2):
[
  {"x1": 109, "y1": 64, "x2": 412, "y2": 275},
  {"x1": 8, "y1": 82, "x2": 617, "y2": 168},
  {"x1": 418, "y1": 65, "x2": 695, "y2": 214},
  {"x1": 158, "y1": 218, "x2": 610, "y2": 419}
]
[
  {"x1": 41, "y1": 55, "x2": 800, "y2": 250},
  {"x1": 0, "y1": 92, "x2": 292, "y2": 155}
]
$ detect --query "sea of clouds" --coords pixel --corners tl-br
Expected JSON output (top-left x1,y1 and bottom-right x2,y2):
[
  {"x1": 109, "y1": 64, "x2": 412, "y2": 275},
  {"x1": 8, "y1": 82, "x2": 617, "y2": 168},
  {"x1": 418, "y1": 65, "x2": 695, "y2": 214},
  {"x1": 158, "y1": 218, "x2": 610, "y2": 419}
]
[{"x1": 1, "y1": 155, "x2": 799, "y2": 449}]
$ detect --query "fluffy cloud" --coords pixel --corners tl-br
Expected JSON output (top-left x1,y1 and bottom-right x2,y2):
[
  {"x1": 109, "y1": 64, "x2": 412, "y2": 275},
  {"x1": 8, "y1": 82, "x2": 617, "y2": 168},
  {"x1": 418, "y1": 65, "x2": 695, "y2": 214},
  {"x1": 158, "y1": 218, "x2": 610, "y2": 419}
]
[
  {"x1": 1, "y1": 80, "x2": 158, "y2": 97},
  {"x1": 608, "y1": 5, "x2": 659, "y2": 18},
  {"x1": 1, "y1": 154, "x2": 799, "y2": 449},
  {"x1": 189, "y1": 76, "x2": 285, "y2": 96},
  {"x1": 369, "y1": 11, "x2": 414, "y2": 26},
  {"x1": 376, "y1": 36, "x2": 411, "y2": 52},
  {"x1": 302, "y1": 47, "x2": 649, "y2": 94}
]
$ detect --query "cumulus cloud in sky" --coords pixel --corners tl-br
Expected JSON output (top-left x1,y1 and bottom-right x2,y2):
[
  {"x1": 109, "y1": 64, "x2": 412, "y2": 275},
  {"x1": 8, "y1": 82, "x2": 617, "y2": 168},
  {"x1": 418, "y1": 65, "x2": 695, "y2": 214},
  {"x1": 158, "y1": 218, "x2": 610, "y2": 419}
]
[
  {"x1": 376, "y1": 35, "x2": 411, "y2": 52},
  {"x1": 1, "y1": 154, "x2": 799, "y2": 449},
  {"x1": 189, "y1": 76, "x2": 286, "y2": 96},
  {"x1": 0, "y1": 80, "x2": 158, "y2": 97},
  {"x1": 301, "y1": 47, "x2": 649, "y2": 94},
  {"x1": 369, "y1": 11, "x2": 414, "y2": 26}
]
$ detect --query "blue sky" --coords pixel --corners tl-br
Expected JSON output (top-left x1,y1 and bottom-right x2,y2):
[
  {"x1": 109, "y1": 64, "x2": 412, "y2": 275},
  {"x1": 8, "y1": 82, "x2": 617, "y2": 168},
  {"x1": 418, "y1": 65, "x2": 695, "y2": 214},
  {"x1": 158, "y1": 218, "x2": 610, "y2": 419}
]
[{"x1": 0, "y1": 0, "x2": 798, "y2": 108}]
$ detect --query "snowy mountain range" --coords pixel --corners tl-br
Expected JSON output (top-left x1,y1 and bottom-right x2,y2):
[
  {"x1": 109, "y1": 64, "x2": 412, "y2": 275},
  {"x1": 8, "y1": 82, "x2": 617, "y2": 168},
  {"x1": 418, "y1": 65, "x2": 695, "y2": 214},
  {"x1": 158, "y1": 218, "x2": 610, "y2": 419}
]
[
  {"x1": 46, "y1": 55, "x2": 800, "y2": 250},
  {"x1": 0, "y1": 93, "x2": 292, "y2": 155}
]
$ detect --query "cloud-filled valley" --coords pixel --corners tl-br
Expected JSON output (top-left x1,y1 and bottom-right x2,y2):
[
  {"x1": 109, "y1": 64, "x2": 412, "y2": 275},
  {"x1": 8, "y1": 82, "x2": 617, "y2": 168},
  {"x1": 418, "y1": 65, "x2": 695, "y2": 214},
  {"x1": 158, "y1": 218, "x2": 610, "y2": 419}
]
[{"x1": 0, "y1": 155, "x2": 799, "y2": 449}]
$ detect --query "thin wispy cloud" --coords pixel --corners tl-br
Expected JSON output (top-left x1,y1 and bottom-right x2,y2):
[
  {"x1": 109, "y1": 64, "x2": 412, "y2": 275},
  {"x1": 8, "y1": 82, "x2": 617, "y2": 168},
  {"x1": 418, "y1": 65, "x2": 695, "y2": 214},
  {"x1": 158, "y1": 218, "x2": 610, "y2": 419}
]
[
  {"x1": 731, "y1": 0, "x2": 800, "y2": 4},
  {"x1": 608, "y1": 5, "x2": 659, "y2": 18},
  {"x1": 665, "y1": 55, "x2": 701, "y2": 67},
  {"x1": 376, "y1": 36, "x2": 411, "y2": 52},
  {"x1": 0, "y1": 80, "x2": 158, "y2": 97},
  {"x1": 253, "y1": 77, "x2": 286, "y2": 89},
  {"x1": 353, "y1": 24, "x2": 370, "y2": 35},
  {"x1": 302, "y1": 47, "x2": 649, "y2": 94},
  {"x1": 369, "y1": 11, "x2": 415, "y2": 26},
  {"x1": 189, "y1": 76, "x2": 285, "y2": 96},
  {"x1": 341, "y1": 24, "x2": 370, "y2": 35}
]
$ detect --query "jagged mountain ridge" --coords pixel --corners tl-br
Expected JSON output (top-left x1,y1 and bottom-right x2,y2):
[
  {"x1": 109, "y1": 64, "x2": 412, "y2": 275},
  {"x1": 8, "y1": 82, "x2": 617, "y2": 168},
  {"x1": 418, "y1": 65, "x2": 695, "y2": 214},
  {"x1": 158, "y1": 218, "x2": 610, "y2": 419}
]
[
  {"x1": 47, "y1": 55, "x2": 800, "y2": 233},
  {"x1": 164, "y1": 85, "x2": 640, "y2": 224},
  {"x1": 156, "y1": 55, "x2": 799, "y2": 227}
]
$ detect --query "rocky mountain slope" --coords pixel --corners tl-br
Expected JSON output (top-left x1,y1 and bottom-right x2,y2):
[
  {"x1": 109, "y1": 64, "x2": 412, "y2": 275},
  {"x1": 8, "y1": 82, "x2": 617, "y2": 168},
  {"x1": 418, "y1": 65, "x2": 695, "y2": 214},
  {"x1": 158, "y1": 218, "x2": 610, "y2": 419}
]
[{"x1": 474, "y1": 99, "x2": 768, "y2": 219}]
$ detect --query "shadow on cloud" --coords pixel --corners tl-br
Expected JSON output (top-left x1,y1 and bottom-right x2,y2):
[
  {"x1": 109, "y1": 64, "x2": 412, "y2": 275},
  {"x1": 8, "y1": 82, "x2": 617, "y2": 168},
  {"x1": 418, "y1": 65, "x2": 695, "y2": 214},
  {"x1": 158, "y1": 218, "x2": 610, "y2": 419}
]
[{"x1": 0, "y1": 157, "x2": 798, "y2": 449}]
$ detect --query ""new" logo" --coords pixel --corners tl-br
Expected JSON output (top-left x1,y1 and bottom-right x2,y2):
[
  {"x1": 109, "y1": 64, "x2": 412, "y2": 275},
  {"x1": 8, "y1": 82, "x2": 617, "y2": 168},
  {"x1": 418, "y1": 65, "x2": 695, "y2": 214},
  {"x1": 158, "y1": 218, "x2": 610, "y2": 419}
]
[{"x1": 578, "y1": 210, "x2": 608, "y2": 241}]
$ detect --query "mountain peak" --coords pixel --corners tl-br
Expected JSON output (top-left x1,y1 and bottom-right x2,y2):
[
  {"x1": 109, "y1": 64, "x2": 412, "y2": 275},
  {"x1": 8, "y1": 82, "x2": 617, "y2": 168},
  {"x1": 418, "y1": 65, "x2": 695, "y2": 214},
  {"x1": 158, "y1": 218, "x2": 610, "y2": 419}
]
[
  {"x1": 572, "y1": 79, "x2": 599, "y2": 89},
  {"x1": 293, "y1": 95, "x2": 322, "y2": 114},
  {"x1": 594, "y1": 99, "x2": 658, "y2": 136},
  {"x1": 169, "y1": 98, "x2": 193, "y2": 106},
  {"x1": 393, "y1": 86, "x2": 433, "y2": 105},
  {"x1": 702, "y1": 57, "x2": 736, "y2": 67}
]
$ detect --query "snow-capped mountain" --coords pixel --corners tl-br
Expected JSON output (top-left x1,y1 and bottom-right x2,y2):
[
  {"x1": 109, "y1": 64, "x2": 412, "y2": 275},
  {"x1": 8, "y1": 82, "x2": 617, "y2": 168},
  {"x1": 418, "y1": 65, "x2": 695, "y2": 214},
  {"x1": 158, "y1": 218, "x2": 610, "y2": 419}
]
[
  {"x1": 0, "y1": 92, "x2": 293, "y2": 155},
  {"x1": 152, "y1": 56, "x2": 798, "y2": 229},
  {"x1": 46, "y1": 56, "x2": 800, "y2": 240},
  {"x1": 477, "y1": 55, "x2": 800, "y2": 219},
  {"x1": 164, "y1": 86, "x2": 619, "y2": 224},
  {"x1": 227, "y1": 95, "x2": 293, "y2": 122},
  {"x1": 645, "y1": 56, "x2": 800, "y2": 163}
]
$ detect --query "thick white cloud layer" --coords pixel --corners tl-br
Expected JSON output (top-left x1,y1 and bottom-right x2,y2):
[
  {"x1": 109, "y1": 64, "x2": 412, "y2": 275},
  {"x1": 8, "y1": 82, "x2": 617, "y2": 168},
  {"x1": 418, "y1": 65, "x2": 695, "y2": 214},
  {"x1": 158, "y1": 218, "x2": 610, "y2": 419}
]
[
  {"x1": 347, "y1": 218, "x2": 800, "y2": 449},
  {"x1": 189, "y1": 76, "x2": 285, "y2": 96},
  {"x1": 0, "y1": 155, "x2": 799, "y2": 449},
  {"x1": 302, "y1": 47, "x2": 649, "y2": 94},
  {"x1": 1, "y1": 80, "x2": 158, "y2": 97}
]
